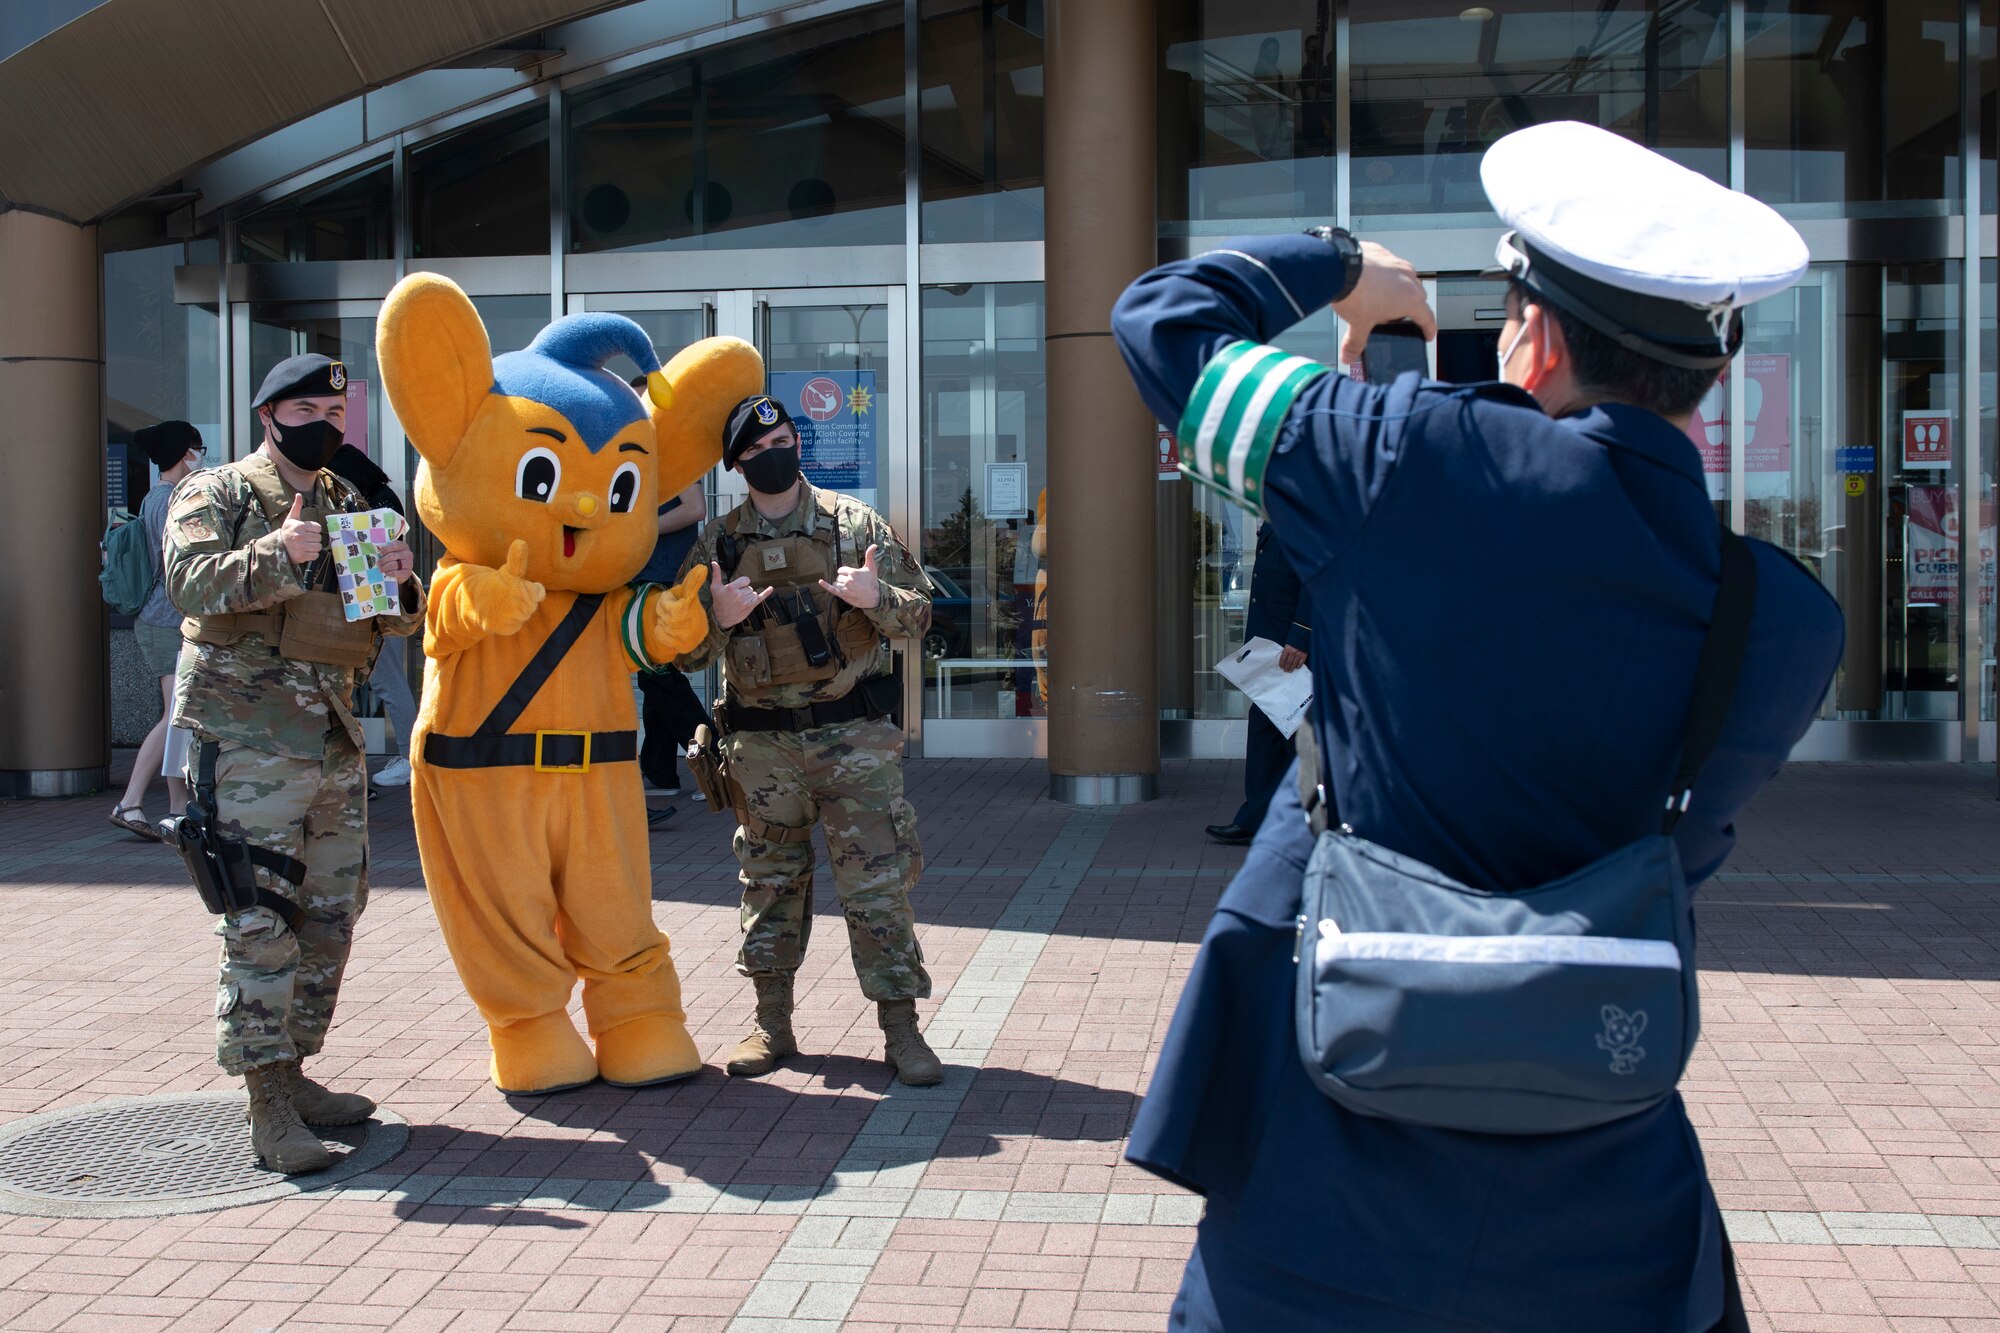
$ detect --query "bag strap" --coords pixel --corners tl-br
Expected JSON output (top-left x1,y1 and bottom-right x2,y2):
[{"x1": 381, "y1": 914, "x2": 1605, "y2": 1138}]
[
  {"x1": 1302, "y1": 526, "x2": 1759, "y2": 839},
  {"x1": 1660, "y1": 526, "x2": 1757, "y2": 834},
  {"x1": 474, "y1": 592, "x2": 606, "y2": 736}
]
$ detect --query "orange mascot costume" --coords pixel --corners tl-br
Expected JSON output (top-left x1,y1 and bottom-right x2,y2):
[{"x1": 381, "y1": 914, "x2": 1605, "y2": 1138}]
[{"x1": 377, "y1": 274, "x2": 761, "y2": 1093}]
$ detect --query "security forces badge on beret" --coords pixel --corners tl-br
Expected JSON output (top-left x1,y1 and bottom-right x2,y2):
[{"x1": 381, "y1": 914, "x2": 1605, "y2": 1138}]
[{"x1": 252, "y1": 352, "x2": 349, "y2": 408}]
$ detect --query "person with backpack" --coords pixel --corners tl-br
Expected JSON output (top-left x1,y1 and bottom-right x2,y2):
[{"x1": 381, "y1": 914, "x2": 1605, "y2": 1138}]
[
  {"x1": 1110, "y1": 123, "x2": 1845, "y2": 1331},
  {"x1": 106, "y1": 421, "x2": 204, "y2": 841}
]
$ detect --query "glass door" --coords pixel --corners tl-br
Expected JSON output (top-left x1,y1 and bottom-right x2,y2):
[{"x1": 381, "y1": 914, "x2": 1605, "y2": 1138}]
[{"x1": 571, "y1": 287, "x2": 917, "y2": 733}]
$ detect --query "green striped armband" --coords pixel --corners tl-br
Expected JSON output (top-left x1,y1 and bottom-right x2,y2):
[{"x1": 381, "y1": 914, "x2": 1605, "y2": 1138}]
[
  {"x1": 1175, "y1": 339, "x2": 1330, "y2": 516},
  {"x1": 621, "y1": 585, "x2": 657, "y2": 671}
]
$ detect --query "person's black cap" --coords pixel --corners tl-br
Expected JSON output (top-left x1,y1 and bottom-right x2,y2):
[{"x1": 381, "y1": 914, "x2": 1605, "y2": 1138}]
[
  {"x1": 134, "y1": 420, "x2": 201, "y2": 470},
  {"x1": 723, "y1": 394, "x2": 795, "y2": 468},
  {"x1": 252, "y1": 353, "x2": 348, "y2": 409}
]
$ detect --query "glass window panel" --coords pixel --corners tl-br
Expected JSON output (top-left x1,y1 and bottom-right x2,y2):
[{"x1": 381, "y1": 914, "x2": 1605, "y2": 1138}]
[
  {"x1": 471, "y1": 295, "x2": 554, "y2": 360},
  {"x1": 767, "y1": 302, "x2": 894, "y2": 512},
  {"x1": 920, "y1": 0, "x2": 1045, "y2": 242},
  {"x1": 104, "y1": 241, "x2": 221, "y2": 510},
  {"x1": 1749, "y1": 264, "x2": 1965, "y2": 721},
  {"x1": 567, "y1": 8, "x2": 906, "y2": 253},
  {"x1": 410, "y1": 107, "x2": 551, "y2": 259},
  {"x1": 1159, "y1": 0, "x2": 1335, "y2": 231},
  {"x1": 920, "y1": 283, "x2": 1047, "y2": 719},
  {"x1": 1350, "y1": 1, "x2": 1727, "y2": 228},
  {"x1": 236, "y1": 165, "x2": 392, "y2": 263},
  {"x1": 1985, "y1": 0, "x2": 1997, "y2": 213},
  {"x1": 1982, "y1": 258, "x2": 1996, "y2": 729},
  {"x1": 1745, "y1": 0, "x2": 1962, "y2": 216}
]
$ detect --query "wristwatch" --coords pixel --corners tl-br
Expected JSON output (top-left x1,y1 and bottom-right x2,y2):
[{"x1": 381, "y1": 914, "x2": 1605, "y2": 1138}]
[{"x1": 1304, "y1": 226, "x2": 1363, "y2": 303}]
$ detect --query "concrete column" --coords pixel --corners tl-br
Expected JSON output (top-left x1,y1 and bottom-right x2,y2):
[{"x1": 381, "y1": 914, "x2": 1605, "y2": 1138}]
[
  {"x1": 0, "y1": 211, "x2": 106, "y2": 796},
  {"x1": 1043, "y1": 0, "x2": 1158, "y2": 805}
]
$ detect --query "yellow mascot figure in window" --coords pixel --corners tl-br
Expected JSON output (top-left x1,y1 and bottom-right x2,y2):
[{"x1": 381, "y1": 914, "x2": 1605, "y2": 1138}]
[{"x1": 377, "y1": 274, "x2": 761, "y2": 1094}]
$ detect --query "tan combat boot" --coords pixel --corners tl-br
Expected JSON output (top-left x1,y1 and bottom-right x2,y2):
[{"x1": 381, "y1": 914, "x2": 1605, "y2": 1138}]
[
  {"x1": 878, "y1": 999, "x2": 943, "y2": 1086},
  {"x1": 277, "y1": 1059, "x2": 377, "y2": 1126},
  {"x1": 244, "y1": 1064, "x2": 332, "y2": 1175},
  {"x1": 724, "y1": 973, "x2": 798, "y2": 1077}
]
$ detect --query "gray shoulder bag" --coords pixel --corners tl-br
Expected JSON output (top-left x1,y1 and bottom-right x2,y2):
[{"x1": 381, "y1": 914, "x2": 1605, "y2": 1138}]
[{"x1": 1294, "y1": 528, "x2": 1756, "y2": 1134}]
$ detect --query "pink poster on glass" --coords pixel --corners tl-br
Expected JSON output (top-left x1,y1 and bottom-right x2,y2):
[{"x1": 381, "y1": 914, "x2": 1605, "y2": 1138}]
[
  {"x1": 1686, "y1": 354, "x2": 1791, "y2": 475},
  {"x1": 1907, "y1": 485, "x2": 1998, "y2": 607},
  {"x1": 343, "y1": 379, "x2": 369, "y2": 457}
]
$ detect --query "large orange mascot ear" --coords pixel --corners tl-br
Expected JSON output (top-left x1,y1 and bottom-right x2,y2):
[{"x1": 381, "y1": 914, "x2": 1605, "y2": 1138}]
[
  {"x1": 376, "y1": 273, "x2": 494, "y2": 470},
  {"x1": 646, "y1": 335, "x2": 765, "y2": 497}
]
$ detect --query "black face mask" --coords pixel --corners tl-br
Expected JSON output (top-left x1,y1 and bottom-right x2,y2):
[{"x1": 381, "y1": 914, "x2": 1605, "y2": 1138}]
[
  {"x1": 740, "y1": 444, "x2": 801, "y2": 496},
  {"x1": 268, "y1": 415, "x2": 345, "y2": 472}
]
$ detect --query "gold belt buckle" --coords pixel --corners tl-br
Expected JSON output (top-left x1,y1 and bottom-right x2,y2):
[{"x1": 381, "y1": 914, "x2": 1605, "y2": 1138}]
[{"x1": 533, "y1": 730, "x2": 591, "y2": 772}]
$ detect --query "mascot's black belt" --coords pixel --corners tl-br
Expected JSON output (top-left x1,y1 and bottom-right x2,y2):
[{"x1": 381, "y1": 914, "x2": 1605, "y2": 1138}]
[
  {"x1": 423, "y1": 729, "x2": 637, "y2": 772},
  {"x1": 422, "y1": 590, "x2": 638, "y2": 772}
]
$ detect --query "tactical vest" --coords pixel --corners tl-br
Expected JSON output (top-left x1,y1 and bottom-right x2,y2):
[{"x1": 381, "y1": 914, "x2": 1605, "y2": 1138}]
[
  {"x1": 719, "y1": 489, "x2": 881, "y2": 689},
  {"x1": 181, "y1": 459, "x2": 379, "y2": 670}
]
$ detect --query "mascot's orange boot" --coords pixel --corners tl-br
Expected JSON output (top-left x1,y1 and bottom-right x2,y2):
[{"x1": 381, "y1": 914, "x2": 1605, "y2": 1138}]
[{"x1": 377, "y1": 274, "x2": 761, "y2": 1094}]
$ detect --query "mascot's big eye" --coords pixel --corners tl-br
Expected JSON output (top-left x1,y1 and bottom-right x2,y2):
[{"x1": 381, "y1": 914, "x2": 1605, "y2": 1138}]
[
  {"x1": 516, "y1": 448, "x2": 561, "y2": 503},
  {"x1": 608, "y1": 462, "x2": 641, "y2": 514}
]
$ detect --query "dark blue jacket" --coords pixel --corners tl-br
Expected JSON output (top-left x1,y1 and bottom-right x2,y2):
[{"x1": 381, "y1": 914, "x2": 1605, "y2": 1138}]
[
  {"x1": 1112, "y1": 234, "x2": 1843, "y2": 1331},
  {"x1": 1246, "y1": 522, "x2": 1311, "y2": 654}
]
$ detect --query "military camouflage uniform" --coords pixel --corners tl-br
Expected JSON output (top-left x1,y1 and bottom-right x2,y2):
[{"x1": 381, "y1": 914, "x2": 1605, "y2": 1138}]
[
  {"x1": 163, "y1": 451, "x2": 425, "y2": 1075},
  {"x1": 675, "y1": 481, "x2": 934, "y2": 1001}
]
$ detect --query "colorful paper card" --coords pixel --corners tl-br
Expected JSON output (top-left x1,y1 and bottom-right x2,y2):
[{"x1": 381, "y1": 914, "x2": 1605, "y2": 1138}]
[{"x1": 325, "y1": 508, "x2": 408, "y2": 621}]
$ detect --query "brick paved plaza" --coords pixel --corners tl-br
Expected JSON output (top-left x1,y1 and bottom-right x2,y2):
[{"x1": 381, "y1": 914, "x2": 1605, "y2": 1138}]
[{"x1": 0, "y1": 757, "x2": 1994, "y2": 1332}]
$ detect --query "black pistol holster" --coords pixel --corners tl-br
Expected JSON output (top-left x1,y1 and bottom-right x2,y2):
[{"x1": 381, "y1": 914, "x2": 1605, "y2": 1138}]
[{"x1": 162, "y1": 739, "x2": 306, "y2": 932}]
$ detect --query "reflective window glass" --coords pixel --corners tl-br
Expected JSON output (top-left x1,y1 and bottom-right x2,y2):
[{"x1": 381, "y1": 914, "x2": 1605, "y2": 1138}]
[
  {"x1": 1982, "y1": 258, "x2": 1997, "y2": 731},
  {"x1": 920, "y1": 284, "x2": 1046, "y2": 719},
  {"x1": 567, "y1": 7, "x2": 906, "y2": 253},
  {"x1": 410, "y1": 107, "x2": 550, "y2": 259},
  {"x1": 1745, "y1": 0, "x2": 1962, "y2": 215},
  {"x1": 1746, "y1": 264, "x2": 1967, "y2": 723},
  {"x1": 236, "y1": 165, "x2": 392, "y2": 262},
  {"x1": 1350, "y1": 1, "x2": 1727, "y2": 227},
  {"x1": 103, "y1": 242, "x2": 221, "y2": 508},
  {"x1": 1159, "y1": 0, "x2": 1335, "y2": 231},
  {"x1": 921, "y1": 0, "x2": 1045, "y2": 242}
]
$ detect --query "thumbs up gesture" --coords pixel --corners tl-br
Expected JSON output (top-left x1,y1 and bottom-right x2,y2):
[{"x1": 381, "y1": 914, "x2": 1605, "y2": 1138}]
[
  {"x1": 279, "y1": 493, "x2": 324, "y2": 565},
  {"x1": 469, "y1": 539, "x2": 546, "y2": 636},
  {"x1": 820, "y1": 543, "x2": 882, "y2": 610}
]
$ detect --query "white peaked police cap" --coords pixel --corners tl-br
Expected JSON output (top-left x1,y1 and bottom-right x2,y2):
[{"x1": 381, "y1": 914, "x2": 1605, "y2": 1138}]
[{"x1": 1481, "y1": 121, "x2": 1810, "y2": 370}]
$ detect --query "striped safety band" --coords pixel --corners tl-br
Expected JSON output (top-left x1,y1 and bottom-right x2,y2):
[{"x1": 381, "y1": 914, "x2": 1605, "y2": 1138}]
[
  {"x1": 620, "y1": 584, "x2": 659, "y2": 671},
  {"x1": 1174, "y1": 339, "x2": 1330, "y2": 515}
]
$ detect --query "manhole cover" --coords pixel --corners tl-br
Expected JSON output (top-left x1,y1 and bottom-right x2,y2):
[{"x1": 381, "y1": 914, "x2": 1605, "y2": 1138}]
[{"x1": 0, "y1": 1092, "x2": 408, "y2": 1218}]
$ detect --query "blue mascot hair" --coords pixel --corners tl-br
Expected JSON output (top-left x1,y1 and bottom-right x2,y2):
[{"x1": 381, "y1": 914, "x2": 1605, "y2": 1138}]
[{"x1": 489, "y1": 313, "x2": 664, "y2": 453}]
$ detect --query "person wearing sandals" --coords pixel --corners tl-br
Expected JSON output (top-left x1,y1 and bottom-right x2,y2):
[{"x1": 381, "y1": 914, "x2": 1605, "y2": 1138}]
[{"x1": 108, "y1": 421, "x2": 204, "y2": 842}]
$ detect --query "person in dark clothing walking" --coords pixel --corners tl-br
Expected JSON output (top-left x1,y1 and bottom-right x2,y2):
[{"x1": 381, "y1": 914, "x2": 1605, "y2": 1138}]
[
  {"x1": 1207, "y1": 521, "x2": 1311, "y2": 845},
  {"x1": 628, "y1": 375, "x2": 709, "y2": 803}
]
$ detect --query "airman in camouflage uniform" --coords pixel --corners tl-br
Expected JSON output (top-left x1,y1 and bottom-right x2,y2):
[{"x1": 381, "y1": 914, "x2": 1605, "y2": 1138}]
[
  {"x1": 675, "y1": 393, "x2": 940, "y2": 1084},
  {"x1": 164, "y1": 354, "x2": 426, "y2": 1174}
]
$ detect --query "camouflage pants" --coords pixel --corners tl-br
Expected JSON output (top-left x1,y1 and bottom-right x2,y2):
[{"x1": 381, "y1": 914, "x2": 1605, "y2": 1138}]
[
  {"x1": 722, "y1": 715, "x2": 930, "y2": 1002},
  {"x1": 189, "y1": 732, "x2": 368, "y2": 1075}
]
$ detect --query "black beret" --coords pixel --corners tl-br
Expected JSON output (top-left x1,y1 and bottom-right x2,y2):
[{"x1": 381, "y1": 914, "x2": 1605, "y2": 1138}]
[
  {"x1": 723, "y1": 394, "x2": 795, "y2": 468},
  {"x1": 134, "y1": 420, "x2": 201, "y2": 470},
  {"x1": 252, "y1": 353, "x2": 348, "y2": 408}
]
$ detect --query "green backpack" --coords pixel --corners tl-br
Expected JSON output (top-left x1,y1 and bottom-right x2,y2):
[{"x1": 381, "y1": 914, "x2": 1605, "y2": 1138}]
[{"x1": 99, "y1": 509, "x2": 156, "y2": 615}]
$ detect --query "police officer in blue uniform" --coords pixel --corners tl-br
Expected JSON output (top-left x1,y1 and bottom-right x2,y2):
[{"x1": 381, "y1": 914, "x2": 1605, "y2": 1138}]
[
  {"x1": 1111, "y1": 121, "x2": 1845, "y2": 1331},
  {"x1": 1207, "y1": 522, "x2": 1312, "y2": 845}
]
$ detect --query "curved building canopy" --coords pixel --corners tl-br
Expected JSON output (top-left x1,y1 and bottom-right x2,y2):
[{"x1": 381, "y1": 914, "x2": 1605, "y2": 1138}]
[{"x1": 0, "y1": 0, "x2": 621, "y2": 223}]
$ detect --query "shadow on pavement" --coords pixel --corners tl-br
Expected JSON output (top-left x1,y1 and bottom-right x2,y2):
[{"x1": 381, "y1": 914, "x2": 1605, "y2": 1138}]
[{"x1": 374, "y1": 1056, "x2": 1140, "y2": 1223}]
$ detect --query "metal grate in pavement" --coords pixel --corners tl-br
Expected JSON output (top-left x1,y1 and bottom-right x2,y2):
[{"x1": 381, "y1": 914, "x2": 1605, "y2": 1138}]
[{"x1": 0, "y1": 1091, "x2": 408, "y2": 1219}]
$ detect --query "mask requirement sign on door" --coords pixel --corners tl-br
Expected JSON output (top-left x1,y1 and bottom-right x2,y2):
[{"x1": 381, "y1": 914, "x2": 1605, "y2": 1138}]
[{"x1": 772, "y1": 370, "x2": 877, "y2": 502}]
